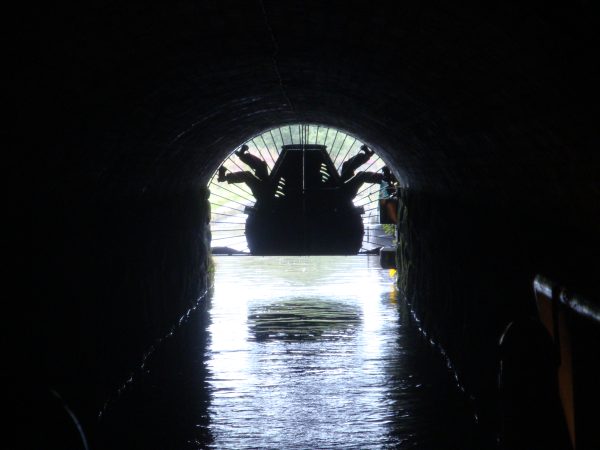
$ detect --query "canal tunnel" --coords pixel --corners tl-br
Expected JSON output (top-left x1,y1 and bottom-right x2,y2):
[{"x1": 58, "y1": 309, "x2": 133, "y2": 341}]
[{"x1": 29, "y1": 1, "x2": 599, "y2": 448}]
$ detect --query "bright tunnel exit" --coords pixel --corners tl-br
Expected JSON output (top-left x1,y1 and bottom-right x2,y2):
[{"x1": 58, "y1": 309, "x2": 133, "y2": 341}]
[{"x1": 208, "y1": 124, "x2": 398, "y2": 255}]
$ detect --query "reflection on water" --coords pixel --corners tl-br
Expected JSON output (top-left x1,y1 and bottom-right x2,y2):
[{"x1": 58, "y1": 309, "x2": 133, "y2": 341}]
[
  {"x1": 248, "y1": 299, "x2": 361, "y2": 341},
  {"x1": 205, "y1": 256, "x2": 479, "y2": 449}
]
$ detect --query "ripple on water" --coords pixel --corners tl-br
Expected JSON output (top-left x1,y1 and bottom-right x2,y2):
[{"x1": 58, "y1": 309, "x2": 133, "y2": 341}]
[{"x1": 202, "y1": 256, "x2": 480, "y2": 449}]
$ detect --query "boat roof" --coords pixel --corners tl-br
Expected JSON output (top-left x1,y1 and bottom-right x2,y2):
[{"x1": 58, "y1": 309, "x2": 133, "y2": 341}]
[{"x1": 281, "y1": 144, "x2": 327, "y2": 151}]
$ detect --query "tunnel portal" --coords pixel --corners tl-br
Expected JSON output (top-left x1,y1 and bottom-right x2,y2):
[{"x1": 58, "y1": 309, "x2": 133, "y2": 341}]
[
  {"x1": 33, "y1": 2, "x2": 599, "y2": 448},
  {"x1": 209, "y1": 124, "x2": 397, "y2": 255}
]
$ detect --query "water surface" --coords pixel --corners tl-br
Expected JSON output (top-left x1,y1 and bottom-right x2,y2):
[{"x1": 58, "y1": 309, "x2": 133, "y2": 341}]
[{"x1": 204, "y1": 255, "x2": 479, "y2": 449}]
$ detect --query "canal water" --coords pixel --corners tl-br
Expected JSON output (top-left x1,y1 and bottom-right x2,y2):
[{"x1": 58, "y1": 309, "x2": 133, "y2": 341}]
[
  {"x1": 99, "y1": 255, "x2": 482, "y2": 449},
  {"x1": 203, "y1": 255, "x2": 480, "y2": 449}
]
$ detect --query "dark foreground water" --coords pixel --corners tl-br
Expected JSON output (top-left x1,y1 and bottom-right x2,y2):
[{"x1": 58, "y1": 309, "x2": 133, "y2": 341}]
[{"x1": 99, "y1": 256, "x2": 483, "y2": 449}]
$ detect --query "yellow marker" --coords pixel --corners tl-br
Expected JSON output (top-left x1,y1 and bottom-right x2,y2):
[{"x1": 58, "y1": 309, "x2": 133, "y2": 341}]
[{"x1": 388, "y1": 268, "x2": 397, "y2": 278}]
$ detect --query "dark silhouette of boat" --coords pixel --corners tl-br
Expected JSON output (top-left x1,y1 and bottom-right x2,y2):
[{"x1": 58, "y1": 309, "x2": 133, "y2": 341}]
[{"x1": 242, "y1": 144, "x2": 366, "y2": 255}]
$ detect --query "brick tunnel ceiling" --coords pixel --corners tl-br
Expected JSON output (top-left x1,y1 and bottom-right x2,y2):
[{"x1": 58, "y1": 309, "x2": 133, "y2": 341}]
[{"x1": 42, "y1": 1, "x2": 597, "y2": 200}]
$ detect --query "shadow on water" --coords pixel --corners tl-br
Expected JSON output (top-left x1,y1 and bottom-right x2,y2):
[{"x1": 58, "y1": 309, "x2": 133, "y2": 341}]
[
  {"x1": 96, "y1": 296, "x2": 214, "y2": 450},
  {"x1": 98, "y1": 256, "x2": 486, "y2": 449},
  {"x1": 248, "y1": 299, "x2": 361, "y2": 342},
  {"x1": 384, "y1": 294, "x2": 482, "y2": 449}
]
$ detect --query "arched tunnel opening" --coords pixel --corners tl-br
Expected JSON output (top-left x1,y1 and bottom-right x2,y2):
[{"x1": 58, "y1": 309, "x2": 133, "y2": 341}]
[
  {"x1": 27, "y1": 1, "x2": 599, "y2": 449},
  {"x1": 208, "y1": 124, "x2": 397, "y2": 255}
]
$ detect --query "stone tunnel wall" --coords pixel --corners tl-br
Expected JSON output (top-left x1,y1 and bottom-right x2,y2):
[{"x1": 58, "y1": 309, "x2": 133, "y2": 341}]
[
  {"x1": 35, "y1": 186, "x2": 212, "y2": 428},
  {"x1": 396, "y1": 185, "x2": 599, "y2": 435}
]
